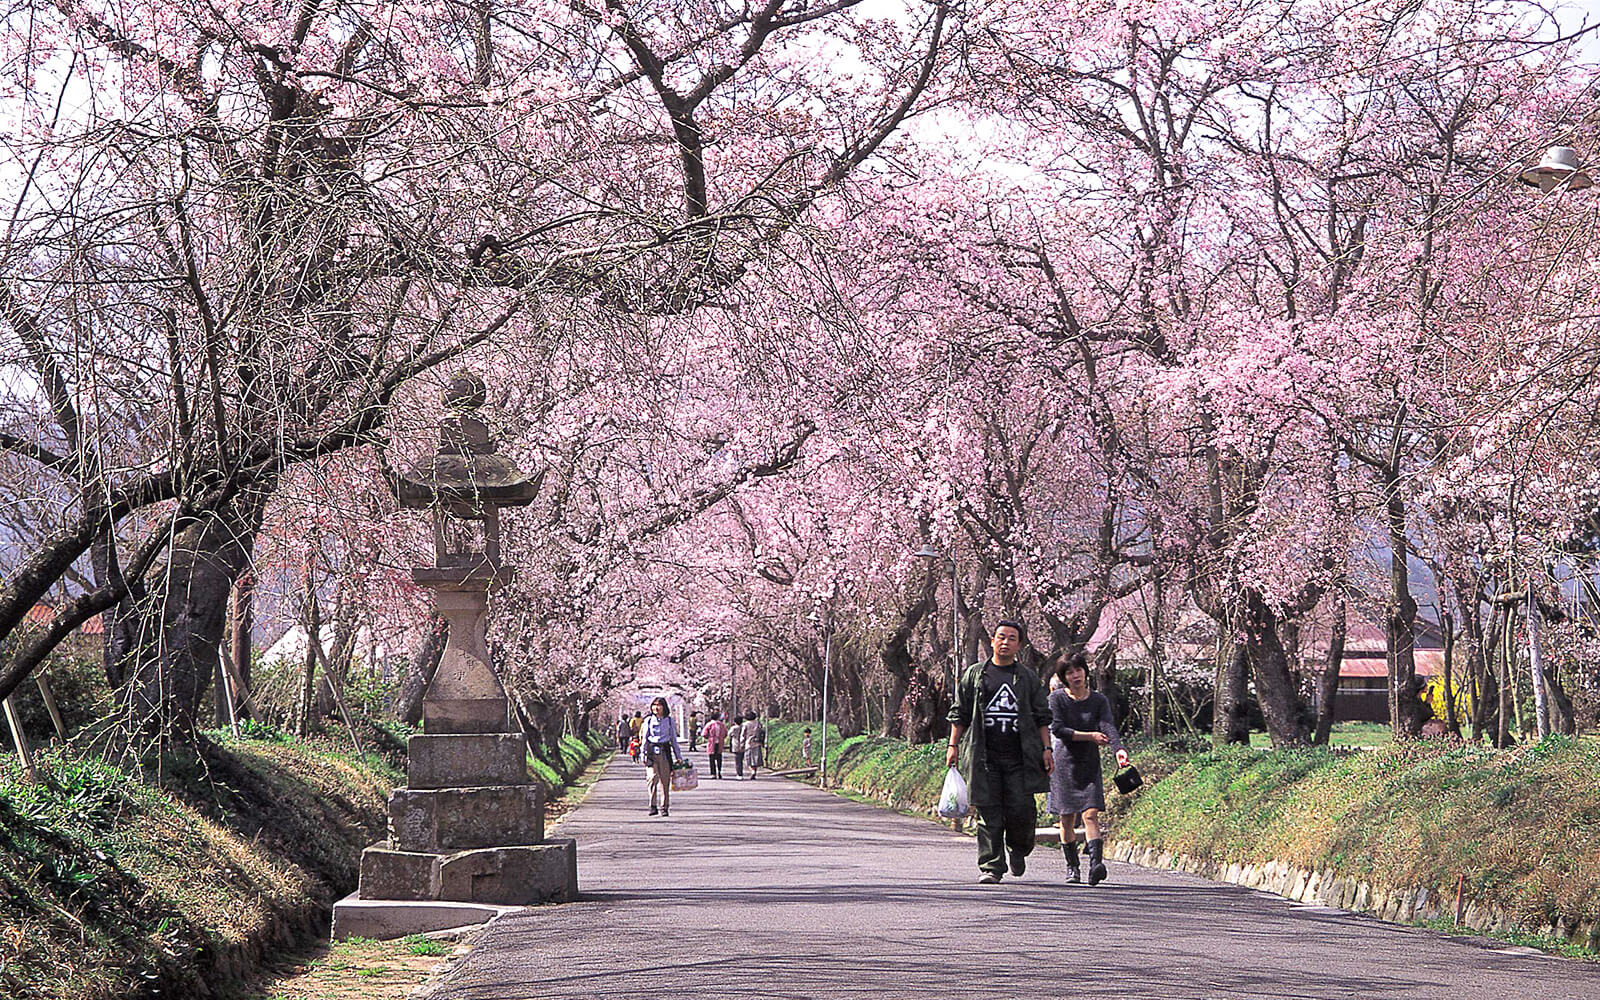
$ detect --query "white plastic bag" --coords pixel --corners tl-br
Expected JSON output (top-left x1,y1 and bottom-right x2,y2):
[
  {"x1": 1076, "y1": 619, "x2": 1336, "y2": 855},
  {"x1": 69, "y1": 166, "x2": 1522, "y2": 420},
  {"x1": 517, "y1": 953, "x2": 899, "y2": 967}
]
[
  {"x1": 937, "y1": 766, "x2": 970, "y2": 818},
  {"x1": 670, "y1": 761, "x2": 699, "y2": 791}
]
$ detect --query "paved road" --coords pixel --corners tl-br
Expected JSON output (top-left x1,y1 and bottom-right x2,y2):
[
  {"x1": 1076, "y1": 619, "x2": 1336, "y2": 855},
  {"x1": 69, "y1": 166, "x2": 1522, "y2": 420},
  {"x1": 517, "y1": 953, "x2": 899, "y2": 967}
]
[{"x1": 424, "y1": 752, "x2": 1599, "y2": 999}]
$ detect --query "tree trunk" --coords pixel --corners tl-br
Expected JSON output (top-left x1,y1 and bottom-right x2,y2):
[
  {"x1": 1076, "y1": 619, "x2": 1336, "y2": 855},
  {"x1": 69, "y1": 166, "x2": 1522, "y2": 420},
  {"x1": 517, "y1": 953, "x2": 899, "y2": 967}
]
[
  {"x1": 116, "y1": 488, "x2": 269, "y2": 736},
  {"x1": 1213, "y1": 636, "x2": 1250, "y2": 746},
  {"x1": 1144, "y1": 568, "x2": 1165, "y2": 739},
  {"x1": 230, "y1": 571, "x2": 254, "y2": 720},
  {"x1": 1441, "y1": 610, "x2": 1461, "y2": 737},
  {"x1": 1546, "y1": 660, "x2": 1577, "y2": 735},
  {"x1": 1240, "y1": 587, "x2": 1310, "y2": 745},
  {"x1": 295, "y1": 576, "x2": 321, "y2": 739},
  {"x1": 1313, "y1": 592, "x2": 1346, "y2": 745},
  {"x1": 1383, "y1": 466, "x2": 1425, "y2": 738},
  {"x1": 883, "y1": 559, "x2": 939, "y2": 738},
  {"x1": 1497, "y1": 603, "x2": 1514, "y2": 747},
  {"x1": 397, "y1": 614, "x2": 448, "y2": 726},
  {"x1": 216, "y1": 571, "x2": 255, "y2": 725},
  {"x1": 1456, "y1": 584, "x2": 1491, "y2": 744}
]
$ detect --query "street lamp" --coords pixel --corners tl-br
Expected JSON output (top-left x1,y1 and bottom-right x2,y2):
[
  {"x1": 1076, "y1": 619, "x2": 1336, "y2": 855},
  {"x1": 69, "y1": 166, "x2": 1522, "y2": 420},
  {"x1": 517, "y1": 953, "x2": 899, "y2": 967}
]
[
  {"x1": 1509, "y1": 148, "x2": 1590, "y2": 737},
  {"x1": 1518, "y1": 145, "x2": 1592, "y2": 194},
  {"x1": 916, "y1": 544, "x2": 962, "y2": 688}
]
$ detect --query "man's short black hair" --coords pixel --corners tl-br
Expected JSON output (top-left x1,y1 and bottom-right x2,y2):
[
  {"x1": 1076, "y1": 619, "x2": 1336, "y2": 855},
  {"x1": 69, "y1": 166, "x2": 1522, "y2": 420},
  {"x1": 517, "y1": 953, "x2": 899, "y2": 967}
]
[{"x1": 995, "y1": 618, "x2": 1026, "y2": 639}]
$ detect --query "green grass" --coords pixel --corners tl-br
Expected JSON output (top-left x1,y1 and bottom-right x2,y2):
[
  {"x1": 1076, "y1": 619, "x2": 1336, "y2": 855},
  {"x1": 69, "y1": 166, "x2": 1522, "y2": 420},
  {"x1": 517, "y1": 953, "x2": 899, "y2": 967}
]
[
  {"x1": 1247, "y1": 722, "x2": 1394, "y2": 749},
  {"x1": 401, "y1": 934, "x2": 448, "y2": 957},
  {"x1": 1114, "y1": 736, "x2": 1600, "y2": 944},
  {"x1": 0, "y1": 737, "x2": 396, "y2": 1000}
]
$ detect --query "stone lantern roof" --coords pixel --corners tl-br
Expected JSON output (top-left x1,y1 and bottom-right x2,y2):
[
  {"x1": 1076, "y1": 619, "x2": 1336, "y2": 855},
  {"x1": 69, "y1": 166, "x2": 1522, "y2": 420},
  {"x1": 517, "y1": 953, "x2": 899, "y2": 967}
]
[{"x1": 394, "y1": 371, "x2": 540, "y2": 517}]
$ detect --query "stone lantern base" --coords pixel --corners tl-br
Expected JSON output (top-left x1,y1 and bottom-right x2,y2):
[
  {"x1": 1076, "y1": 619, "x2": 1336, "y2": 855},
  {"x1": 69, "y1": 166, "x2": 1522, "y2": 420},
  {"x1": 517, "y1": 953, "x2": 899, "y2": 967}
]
[
  {"x1": 332, "y1": 582, "x2": 578, "y2": 940},
  {"x1": 332, "y1": 728, "x2": 579, "y2": 939}
]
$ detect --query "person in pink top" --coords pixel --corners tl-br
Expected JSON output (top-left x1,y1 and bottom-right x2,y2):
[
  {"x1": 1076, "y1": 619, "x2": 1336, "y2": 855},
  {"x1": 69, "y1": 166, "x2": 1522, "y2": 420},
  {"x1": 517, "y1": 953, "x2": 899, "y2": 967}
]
[{"x1": 702, "y1": 712, "x2": 728, "y2": 779}]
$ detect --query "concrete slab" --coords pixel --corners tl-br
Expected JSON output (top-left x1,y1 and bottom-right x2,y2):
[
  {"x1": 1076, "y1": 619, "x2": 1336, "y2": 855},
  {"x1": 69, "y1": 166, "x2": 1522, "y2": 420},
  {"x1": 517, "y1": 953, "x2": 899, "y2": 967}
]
[
  {"x1": 389, "y1": 784, "x2": 544, "y2": 852},
  {"x1": 408, "y1": 733, "x2": 529, "y2": 788},
  {"x1": 330, "y1": 892, "x2": 517, "y2": 941},
  {"x1": 438, "y1": 840, "x2": 578, "y2": 905},
  {"x1": 359, "y1": 844, "x2": 442, "y2": 901}
]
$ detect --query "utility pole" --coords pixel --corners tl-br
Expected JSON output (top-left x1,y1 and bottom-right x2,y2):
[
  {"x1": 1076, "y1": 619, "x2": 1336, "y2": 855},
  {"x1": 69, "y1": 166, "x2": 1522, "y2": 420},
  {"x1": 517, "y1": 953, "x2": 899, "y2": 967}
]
[
  {"x1": 1526, "y1": 581, "x2": 1549, "y2": 739},
  {"x1": 820, "y1": 614, "x2": 832, "y2": 785}
]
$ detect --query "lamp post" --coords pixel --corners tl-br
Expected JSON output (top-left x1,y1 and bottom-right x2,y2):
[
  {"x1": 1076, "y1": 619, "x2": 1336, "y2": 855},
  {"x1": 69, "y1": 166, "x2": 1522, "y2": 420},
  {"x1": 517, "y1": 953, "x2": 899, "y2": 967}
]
[
  {"x1": 1518, "y1": 145, "x2": 1592, "y2": 193},
  {"x1": 1512, "y1": 146, "x2": 1591, "y2": 738},
  {"x1": 916, "y1": 544, "x2": 961, "y2": 688},
  {"x1": 819, "y1": 609, "x2": 832, "y2": 785}
]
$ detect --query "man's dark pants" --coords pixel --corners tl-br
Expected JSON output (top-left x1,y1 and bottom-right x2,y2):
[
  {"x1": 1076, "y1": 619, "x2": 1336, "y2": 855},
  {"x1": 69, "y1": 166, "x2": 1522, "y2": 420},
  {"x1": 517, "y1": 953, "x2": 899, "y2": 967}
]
[
  {"x1": 973, "y1": 758, "x2": 1036, "y2": 875},
  {"x1": 708, "y1": 750, "x2": 723, "y2": 778},
  {"x1": 734, "y1": 750, "x2": 745, "y2": 777}
]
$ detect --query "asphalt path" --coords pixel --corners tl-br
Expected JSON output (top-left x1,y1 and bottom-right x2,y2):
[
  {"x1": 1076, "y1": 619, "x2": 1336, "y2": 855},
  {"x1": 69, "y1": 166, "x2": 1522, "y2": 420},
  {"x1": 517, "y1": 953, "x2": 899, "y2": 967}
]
[{"x1": 423, "y1": 751, "x2": 1600, "y2": 999}]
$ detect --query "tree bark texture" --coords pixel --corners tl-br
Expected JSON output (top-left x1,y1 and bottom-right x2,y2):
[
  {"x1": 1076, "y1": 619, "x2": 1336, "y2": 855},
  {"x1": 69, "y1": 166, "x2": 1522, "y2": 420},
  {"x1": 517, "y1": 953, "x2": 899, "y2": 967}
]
[
  {"x1": 1313, "y1": 592, "x2": 1346, "y2": 745},
  {"x1": 1240, "y1": 587, "x2": 1310, "y2": 745},
  {"x1": 883, "y1": 560, "x2": 940, "y2": 740},
  {"x1": 1213, "y1": 638, "x2": 1250, "y2": 746},
  {"x1": 397, "y1": 613, "x2": 449, "y2": 726},
  {"x1": 1383, "y1": 467, "x2": 1425, "y2": 738},
  {"x1": 115, "y1": 487, "x2": 270, "y2": 736}
]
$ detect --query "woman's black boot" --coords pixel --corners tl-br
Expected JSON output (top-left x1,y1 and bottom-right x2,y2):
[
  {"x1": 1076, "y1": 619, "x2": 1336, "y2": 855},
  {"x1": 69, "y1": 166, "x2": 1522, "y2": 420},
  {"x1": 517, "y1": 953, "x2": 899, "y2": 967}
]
[
  {"x1": 1062, "y1": 840, "x2": 1082, "y2": 884},
  {"x1": 1087, "y1": 839, "x2": 1107, "y2": 885}
]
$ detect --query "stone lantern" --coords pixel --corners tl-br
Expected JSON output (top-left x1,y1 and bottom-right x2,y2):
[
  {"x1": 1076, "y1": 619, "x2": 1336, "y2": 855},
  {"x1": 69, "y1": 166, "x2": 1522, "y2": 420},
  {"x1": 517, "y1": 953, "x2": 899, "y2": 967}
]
[{"x1": 333, "y1": 371, "x2": 577, "y2": 940}]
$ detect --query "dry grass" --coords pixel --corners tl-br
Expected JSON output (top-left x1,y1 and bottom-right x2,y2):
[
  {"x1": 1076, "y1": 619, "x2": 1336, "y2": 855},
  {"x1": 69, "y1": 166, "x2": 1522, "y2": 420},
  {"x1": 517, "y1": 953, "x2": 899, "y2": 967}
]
[{"x1": 0, "y1": 735, "x2": 398, "y2": 1000}]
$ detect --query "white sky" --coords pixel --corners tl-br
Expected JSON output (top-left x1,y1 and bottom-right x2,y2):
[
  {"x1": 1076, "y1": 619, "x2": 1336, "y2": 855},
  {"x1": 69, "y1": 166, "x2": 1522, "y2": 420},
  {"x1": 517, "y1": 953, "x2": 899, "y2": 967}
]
[{"x1": 1564, "y1": 0, "x2": 1600, "y2": 52}]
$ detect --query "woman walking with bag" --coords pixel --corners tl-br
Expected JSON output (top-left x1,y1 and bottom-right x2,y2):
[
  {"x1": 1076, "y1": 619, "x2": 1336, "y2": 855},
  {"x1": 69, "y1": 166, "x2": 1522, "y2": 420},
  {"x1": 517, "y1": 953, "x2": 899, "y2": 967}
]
[
  {"x1": 641, "y1": 697, "x2": 685, "y2": 816},
  {"x1": 1047, "y1": 652, "x2": 1129, "y2": 885}
]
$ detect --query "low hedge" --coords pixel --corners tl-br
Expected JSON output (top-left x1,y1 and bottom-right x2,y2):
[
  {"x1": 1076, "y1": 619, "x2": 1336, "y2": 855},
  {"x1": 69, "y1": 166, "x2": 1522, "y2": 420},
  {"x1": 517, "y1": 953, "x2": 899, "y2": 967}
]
[{"x1": 529, "y1": 729, "x2": 611, "y2": 794}]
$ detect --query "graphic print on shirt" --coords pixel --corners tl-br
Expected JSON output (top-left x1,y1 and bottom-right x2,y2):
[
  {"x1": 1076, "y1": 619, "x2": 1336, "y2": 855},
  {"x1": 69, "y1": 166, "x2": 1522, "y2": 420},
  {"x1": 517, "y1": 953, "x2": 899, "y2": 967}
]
[{"x1": 985, "y1": 682, "x2": 1020, "y2": 734}]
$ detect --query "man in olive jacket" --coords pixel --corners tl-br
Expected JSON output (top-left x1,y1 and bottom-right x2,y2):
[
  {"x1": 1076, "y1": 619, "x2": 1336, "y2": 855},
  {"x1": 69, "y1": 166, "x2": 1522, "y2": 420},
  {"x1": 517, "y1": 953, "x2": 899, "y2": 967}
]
[{"x1": 945, "y1": 618, "x2": 1054, "y2": 883}]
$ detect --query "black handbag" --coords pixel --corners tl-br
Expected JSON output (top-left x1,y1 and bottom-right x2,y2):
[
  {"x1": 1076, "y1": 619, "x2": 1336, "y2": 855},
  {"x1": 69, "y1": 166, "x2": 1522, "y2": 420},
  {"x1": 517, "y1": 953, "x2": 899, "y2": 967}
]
[{"x1": 1112, "y1": 765, "x2": 1143, "y2": 795}]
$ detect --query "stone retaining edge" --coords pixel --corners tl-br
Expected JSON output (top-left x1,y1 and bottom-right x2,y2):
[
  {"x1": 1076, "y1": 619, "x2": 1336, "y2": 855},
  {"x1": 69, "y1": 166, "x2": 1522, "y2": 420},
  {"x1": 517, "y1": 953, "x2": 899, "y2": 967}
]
[{"x1": 1107, "y1": 839, "x2": 1600, "y2": 952}]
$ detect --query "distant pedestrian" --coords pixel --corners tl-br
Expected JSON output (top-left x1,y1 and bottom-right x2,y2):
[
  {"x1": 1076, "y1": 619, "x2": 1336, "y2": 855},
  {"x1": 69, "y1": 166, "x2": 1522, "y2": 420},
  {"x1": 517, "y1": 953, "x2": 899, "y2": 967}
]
[
  {"x1": 802, "y1": 727, "x2": 813, "y2": 765},
  {"x1": 1048, "y1": 651, "x2": 1129, "y2": 886},
  {"x1": 730, "y1": 714, "x2": 747, "y2": 777},
  {"x1": 704, "y1": 712, "x2": 727, "y2": 778},
  {"x1": 946, "y1": 618, "x2": 1053, "y2": 884},
  {"x1": 641, "y1": 696, "x2": 685, "y2": 817},
  {"x1": 743, "y1": 715, "x2": 766, "y2": 780},
  {"x1": 688, "y1": 712, "x2": 702, "y2": 752}
]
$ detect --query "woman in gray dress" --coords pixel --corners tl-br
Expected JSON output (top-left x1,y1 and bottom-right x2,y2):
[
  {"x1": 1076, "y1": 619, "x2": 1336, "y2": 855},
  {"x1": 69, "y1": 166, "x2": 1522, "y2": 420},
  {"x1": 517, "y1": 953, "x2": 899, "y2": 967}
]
[{"x1": 1047, "y1": 653, "x2": 1130, "y2": 885}]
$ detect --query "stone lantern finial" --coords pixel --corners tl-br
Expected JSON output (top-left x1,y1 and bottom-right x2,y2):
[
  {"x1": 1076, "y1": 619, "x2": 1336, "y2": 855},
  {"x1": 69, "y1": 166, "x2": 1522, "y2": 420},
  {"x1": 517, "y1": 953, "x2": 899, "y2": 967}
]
[{"x1": 395, "y1": 371, "x2": 540, "y2": 573}]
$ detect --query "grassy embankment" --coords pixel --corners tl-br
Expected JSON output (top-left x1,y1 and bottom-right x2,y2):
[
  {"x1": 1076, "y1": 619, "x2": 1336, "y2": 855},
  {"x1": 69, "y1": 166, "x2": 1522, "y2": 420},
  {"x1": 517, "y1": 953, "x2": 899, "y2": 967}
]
[
  {"x1": 762, "y1": 721, "x2": 1600, "y2": 956},
  {"x1": 0, "y1": 726, "x2": 611, "y2": 1000}
]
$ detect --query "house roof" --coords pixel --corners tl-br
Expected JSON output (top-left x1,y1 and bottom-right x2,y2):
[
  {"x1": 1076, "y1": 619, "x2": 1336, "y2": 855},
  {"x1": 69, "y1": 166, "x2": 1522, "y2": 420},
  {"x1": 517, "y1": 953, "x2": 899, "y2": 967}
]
[
  {"x1": 1340, "y1": 649, "x2": 1445, "y2": 678},
  {"x1": 24, "y1": 602, "x2": 104, "y2": 635}
]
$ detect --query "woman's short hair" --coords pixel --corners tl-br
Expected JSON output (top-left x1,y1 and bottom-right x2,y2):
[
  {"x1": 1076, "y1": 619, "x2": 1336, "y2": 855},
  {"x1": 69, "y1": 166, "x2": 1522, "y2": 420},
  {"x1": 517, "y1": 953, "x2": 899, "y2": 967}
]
[{"x1": 650, "y1": 696, "x2": 670, "y2": 713}]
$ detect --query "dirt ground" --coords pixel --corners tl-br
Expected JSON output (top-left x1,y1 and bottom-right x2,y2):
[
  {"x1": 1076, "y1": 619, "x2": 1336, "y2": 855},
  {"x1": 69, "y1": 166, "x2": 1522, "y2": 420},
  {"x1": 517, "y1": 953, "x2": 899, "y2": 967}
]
[{"x1": 223, "y1": 932, "x2": 475, "y2": 1000}]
